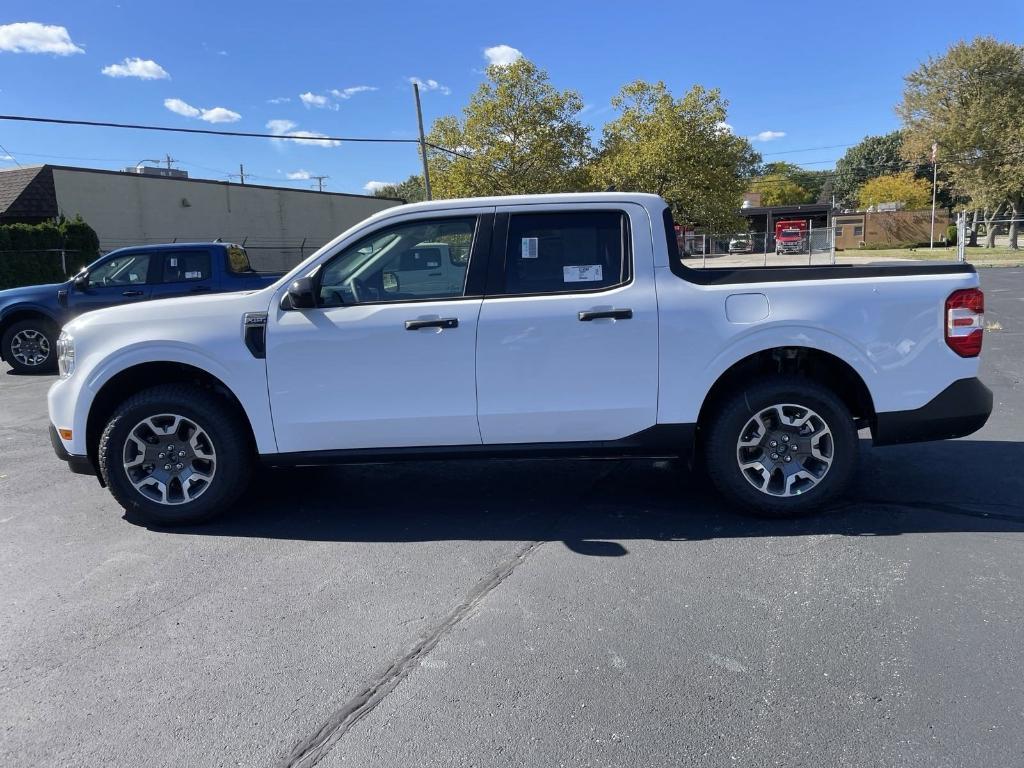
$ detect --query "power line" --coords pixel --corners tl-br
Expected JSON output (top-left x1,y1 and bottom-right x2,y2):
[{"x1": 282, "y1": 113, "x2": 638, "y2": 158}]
[
  {"x1": 0, "y1": 141, "x2": 21, "y2": 167},
  {"x1": 0, "y1": 114, "x2": 423, "y2": 145}
]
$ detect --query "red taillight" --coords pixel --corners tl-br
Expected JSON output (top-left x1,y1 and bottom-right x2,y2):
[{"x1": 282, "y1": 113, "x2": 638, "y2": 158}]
[{"x1": 945, "y1": 288, "x2": 984, "y2": 357}]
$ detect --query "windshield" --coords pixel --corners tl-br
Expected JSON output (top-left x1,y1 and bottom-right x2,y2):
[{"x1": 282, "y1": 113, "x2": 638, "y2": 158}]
[{"x1": 781, "y1": 229, "x2": 802, "y2": 237}]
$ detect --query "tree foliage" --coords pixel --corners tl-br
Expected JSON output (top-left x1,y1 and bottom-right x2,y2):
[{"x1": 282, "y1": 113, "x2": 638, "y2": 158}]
[
  {"x1": 590, "y1": 81, "x2": 759, "y2": 229},
  {"x1": 749, "y1": 173, "x2": 810, "y2": 206},
  {"x1": 759, "y1": 162, "x2": 829, "y2": 203},
  {"x1": 897, "y1": 37, "x2": 1024, "y2": 244},
  {"x1": 833, "y1": 132, "x2": 905, "y2": 207},
  {"x1": 372, "y1": 175, "x2": 426, "y2": 203},
  {"x1": 426, "y1": 59, "x2": 592, "y2": 197},
  {"x1": 856, "y1": 172, "x2": 933, "y2": 210}
]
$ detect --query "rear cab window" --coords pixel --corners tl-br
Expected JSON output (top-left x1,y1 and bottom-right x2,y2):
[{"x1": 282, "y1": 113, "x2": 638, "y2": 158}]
[
  {"x1": 226, "y1": 245, "x2": 254, "y2": 274},
  {"x1": 500, "y1": 210, "x2": 631, "y2": 295}
]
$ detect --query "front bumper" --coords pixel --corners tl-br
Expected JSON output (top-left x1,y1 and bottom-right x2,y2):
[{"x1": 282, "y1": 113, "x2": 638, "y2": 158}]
[
  {"x1": 49, "y1": 424, "x2": 98, "y2": 478},
  {"x1": 873, "y1": 377, "x2": 993, "y2": 446}
]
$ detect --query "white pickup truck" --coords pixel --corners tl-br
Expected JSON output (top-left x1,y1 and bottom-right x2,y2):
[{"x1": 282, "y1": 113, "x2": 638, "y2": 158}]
[{"x1": 47, "y1": 193, "x2": 992, "y2": 525}]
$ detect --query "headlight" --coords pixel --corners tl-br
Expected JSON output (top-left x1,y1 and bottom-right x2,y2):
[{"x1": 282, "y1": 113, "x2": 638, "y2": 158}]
[{"x1": 57, "y1": 331, "x2": 75, "y2": 378}]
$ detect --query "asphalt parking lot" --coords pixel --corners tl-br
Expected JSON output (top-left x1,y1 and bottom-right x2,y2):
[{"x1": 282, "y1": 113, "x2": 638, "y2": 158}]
[{"x1": 2, "y1": 269, "x2": 1023, "y2": 767}]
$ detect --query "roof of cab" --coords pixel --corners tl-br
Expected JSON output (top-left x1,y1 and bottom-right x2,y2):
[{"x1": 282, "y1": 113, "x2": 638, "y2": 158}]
[{"x1": 371, "y1": 192, "x2": 668, "y2": 222}]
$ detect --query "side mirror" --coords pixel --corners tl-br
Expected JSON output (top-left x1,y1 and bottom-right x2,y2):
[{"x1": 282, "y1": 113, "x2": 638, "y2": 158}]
[
  {"x1": 286, "y1": 275, "x2": 318, "y2": 309},
  {"x1": 73, "y1": 272, "x2": 89, "y2": 290},
  {"x1": 382, "y1": 271, "x2": 400, "y2": 294}
]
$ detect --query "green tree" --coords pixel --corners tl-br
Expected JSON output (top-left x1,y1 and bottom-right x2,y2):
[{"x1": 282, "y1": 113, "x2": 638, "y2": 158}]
[
  {"x1": 426, "y1": 59, "x2": 592, "y2": 197},
  {"x1": 856, "y1": 172, "x2": 933, "y2": 209},
  {"x1": 750, "y1": 173, "x2": 811, "y2": 206},
  {"x1": 898, "y1": 37, "x2": 1024, "y2": 247},
  {"x1": 760, "y1": 162, "x2": 829, "y2": 203},
  {"x1": 591, "y1": 81, "x2": 759, "y2": 229},
  {"x1": 833, "y1": 132, "x2": 905, "y2": 207},
  {"x1": 372, "y1": 175, "x2": 426, "y2": 203}
]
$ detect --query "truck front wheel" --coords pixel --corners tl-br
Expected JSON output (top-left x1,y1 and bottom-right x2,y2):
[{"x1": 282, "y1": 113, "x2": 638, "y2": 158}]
[
  {"x1": 98, "y1": 384, "x2": 252, "y2": 526},
  {"x1": 704, "y1": 376, "x2": 858, "y2": 517},
  {"x1": 2, "y1": 319, "x2": 58, "y2": 374}
]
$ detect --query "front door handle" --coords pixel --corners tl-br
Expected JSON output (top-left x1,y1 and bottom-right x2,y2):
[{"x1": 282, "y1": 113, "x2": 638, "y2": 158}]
[
  {"x1": 189, "y1": 286, "x2": 213, "y2": 293},
  {"x1": 122, "y1": 290, "x2": 144, "y2": 297},
  {"x1": 405, "y1": 317, "x2": 459, "y2": 330},
  {"x1": 578, "y1": 308, "x2": 633, "y2": 321}
]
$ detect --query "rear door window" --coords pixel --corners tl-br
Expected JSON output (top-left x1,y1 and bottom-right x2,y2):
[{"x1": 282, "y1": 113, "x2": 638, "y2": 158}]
[
  {"x1": 501, "y1": 211, "x2": 630, "y2": 295},
  {"x1": 162, "y1": 251, "x2": 212, "y2": 283}
]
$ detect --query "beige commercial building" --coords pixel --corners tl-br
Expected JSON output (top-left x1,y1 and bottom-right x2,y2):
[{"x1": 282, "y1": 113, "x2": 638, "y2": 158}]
[
  {"x1": 833, "y1": 209, "x2": 951, "y2": 250},
  {"x1": 0, "y1": 164, "x2": 402, "y2": 271}
]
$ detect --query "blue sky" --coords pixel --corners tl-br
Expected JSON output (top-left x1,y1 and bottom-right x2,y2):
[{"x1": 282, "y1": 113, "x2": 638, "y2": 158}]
[{"x1": 0, "y1": 0, "x2": 1019, "y2": 195}]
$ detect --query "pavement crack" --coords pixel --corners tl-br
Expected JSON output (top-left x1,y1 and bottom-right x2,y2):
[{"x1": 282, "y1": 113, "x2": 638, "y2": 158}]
[{"x1": 281, "y1": 537, "x2": 547, "y2": 768}]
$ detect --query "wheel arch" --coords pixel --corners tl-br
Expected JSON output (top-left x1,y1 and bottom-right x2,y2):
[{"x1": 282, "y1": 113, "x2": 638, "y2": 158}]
[
  {"x1": 85, "y1": 361, "x2": 257, "y2": 472},
  {"x1": 696, "y1": 346, "x2": 876, "y2": 439}
]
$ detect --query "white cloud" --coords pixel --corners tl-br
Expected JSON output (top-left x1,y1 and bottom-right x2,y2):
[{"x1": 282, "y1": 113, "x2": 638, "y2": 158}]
[
  {"x1": 362, "y1": 180, "x2": 394, "y2": 193},
  {"x1": 299, "y1": 91, "x2": 330, "y2": 108},
  {"x1": 164, "y1": 98, "x2": 201, "y2": 118},
  {"x1": 330, "y1": 85, "x2": 377, "y2": 99},
  {"x1": 0, "y1": 154, "x2": 14, "y2": 162},
  {"x1": 408, "y1": 77, "x2": 450, "y2": 96},
  {"x1": 751, "y1": 130, "x2": 786, "y2": 142},
  {"x1": 0, "y1": 22, "x2": 84, "y2": 55},
  {"x1": 266, "y1": 119, "x2": 340, "y2": 147},
  {"x1": 483, "y1": 44, "x2": 523, "y2": 67},
  {"x1": 715, "y1": 121, "x2": 734, "y2": 135},
  {"x1": 164, "y1": 98, "x2": 241, "y2": 123},
  {"x1": 267, "y1": 96, "x2": 291, "y2": 104},
  {"x1": 287, "y1": 169, "x2": 312, "y2": 180},
  {"x1": 200, "y1": 106, "x2": 241, "y2": 123},
  {"x1": 101, "y1": 57, "x2": 169, "y2": 80}
]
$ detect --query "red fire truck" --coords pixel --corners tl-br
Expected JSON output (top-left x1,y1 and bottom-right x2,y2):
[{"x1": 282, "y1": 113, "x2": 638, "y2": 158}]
[{"x1": 775, "y1": 219, "x2": 808, "y2": 255}]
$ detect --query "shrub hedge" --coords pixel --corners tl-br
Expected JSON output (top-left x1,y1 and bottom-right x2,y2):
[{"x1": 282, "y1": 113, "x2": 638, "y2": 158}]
[{"x1": 0, "y1": 217, "x2": 100, "y2": 290}]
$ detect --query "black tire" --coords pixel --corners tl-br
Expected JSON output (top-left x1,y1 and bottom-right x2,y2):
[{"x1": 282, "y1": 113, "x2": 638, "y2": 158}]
[
  {"x1": 2, "y1": 319, "x2": 58, "y2": 374},
  {"x1": 98, "y1": 384, "x2": 252, "y2": 526},
  {"x1": 704, "y1": 376, "x2": 858, "y2": 518}
]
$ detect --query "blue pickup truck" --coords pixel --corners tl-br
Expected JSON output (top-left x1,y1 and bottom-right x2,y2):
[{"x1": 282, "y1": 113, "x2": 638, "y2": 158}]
[{"x1": 0, "y1": 242, "x2": 282, "y2": 373}]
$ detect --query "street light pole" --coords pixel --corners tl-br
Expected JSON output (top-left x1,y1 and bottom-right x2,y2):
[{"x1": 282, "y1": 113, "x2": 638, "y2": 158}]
[
  {"x1": 413, "y1": 82, "x2": 432, "y2": 201},
  {"x1": 930, "y1": 142, "x2": 938, "y2": 249}
]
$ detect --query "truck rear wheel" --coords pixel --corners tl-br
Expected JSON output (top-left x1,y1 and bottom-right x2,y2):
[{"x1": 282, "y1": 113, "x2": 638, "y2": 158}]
[
  {"x1": 704, "y1": 376, "x2": 858, "y2": 517},
  {"x1": 98, "y1": 384, "x2": 252, "y2": 526},
  {"x1": 2, "y1": 319, "x2": 58, "y2": 374}
]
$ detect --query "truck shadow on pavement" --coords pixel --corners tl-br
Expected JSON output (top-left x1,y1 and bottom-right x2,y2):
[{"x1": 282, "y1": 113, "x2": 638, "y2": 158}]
[{"x1": 155, "y1": 439, "x2": 1024, "y2": 555}]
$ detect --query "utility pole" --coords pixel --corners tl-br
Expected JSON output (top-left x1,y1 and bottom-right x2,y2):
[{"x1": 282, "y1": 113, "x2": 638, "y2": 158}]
[
  {"x1": 164, "y1": 153, "x2": 176, "y2": 170},
  {"x1": 930, "y1": 142, "x2": 938, "y2": 249},
  {"x1": 310, "y1": 175, "x2": 329, "y2": 192},
  {"x1": 238, "y1": 164, "x2": 246, "y2": 185},
  {"x1": 413, "y1": 82, "x2": 432, "y2": 201}
]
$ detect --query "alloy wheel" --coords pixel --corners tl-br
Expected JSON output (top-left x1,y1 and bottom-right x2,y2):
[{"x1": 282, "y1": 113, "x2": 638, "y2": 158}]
[
  {"x1": 122, "y1": 413, "x2": 217, "y2": 505},
  {"x1": 11, "y1": 329, "x2": 50, "y2": 367},
  {"x1": 735, "y1": 403, "x2": 834, "y2": 497}
]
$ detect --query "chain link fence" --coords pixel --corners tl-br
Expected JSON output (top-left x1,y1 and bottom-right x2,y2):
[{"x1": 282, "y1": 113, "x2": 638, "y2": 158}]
[{"x1": 684, "y1": 227, "x2": 837, "y2": 268}]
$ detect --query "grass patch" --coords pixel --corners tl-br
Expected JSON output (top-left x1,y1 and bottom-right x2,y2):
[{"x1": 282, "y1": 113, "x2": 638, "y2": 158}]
[{"x1": 842, "y1": 246, "x2": 1024, "y2": 265}]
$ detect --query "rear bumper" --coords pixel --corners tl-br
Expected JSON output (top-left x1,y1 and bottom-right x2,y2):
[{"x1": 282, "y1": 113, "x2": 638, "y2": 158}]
[
  {"x1": 873, "y1": 377, "x2": 992, "y2": 446},
  {"x1": 49, "y1": 424, "x2": 98, "y2": 477}
]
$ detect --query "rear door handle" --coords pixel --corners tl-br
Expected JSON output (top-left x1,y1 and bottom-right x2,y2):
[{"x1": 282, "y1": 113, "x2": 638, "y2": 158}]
[
  {"x1": 122, "y1": 290, "x2": 144, "y2": 297},
  {"x1": 405, "y1": 317, "x2": 459, "y2": 330},
  {"x1": 578, "y1": 309, "x2": 633, "y2": 321}
]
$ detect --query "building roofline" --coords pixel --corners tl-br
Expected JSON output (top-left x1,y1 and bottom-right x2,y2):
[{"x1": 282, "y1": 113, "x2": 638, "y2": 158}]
[{"x1": 35, "y1": 164, "x2": 404, "y2": 202}]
